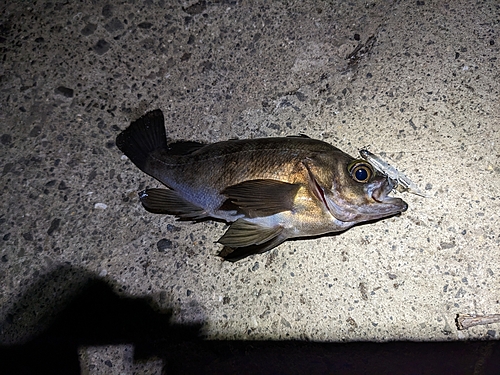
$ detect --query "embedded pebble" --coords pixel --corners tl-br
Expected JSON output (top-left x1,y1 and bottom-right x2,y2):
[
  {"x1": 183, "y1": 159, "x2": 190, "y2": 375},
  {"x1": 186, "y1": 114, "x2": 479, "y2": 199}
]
[{"x1": 94, "y1": 203, "x2": 108, "y2": 210}]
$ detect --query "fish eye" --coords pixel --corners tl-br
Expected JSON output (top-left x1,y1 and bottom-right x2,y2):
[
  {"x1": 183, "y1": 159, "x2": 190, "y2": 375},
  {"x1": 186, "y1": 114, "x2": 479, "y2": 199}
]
[{"x1": 348, "y1": 160, "x2": 373, "y2": 183}]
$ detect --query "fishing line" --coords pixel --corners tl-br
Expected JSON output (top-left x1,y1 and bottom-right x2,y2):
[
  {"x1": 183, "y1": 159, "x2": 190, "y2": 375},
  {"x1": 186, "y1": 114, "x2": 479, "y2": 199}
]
[{"x1": 368, "y1": 124, "x2": 499, "y2": 156}]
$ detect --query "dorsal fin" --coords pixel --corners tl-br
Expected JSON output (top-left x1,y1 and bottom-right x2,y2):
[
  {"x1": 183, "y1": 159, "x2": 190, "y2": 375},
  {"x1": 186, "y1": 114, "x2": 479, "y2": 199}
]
[{"x1": 167, "y1": 140, "x2": 206, "y2": 155}]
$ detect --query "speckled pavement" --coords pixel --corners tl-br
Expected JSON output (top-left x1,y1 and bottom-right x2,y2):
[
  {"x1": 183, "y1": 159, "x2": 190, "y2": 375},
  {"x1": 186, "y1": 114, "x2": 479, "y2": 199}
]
[{"x1": 1, "y1": 0, "x2": 499, "y2": 373}]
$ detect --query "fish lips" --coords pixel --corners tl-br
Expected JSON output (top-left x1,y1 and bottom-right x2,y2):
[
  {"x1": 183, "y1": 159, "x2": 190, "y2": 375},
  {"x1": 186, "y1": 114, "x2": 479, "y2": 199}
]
[
  {"x1": 322, "y1": 176, "x2": 407, "y2": 224},
  {"x1": 370, "y1": 177, "x2": 408, "y2": 214}
]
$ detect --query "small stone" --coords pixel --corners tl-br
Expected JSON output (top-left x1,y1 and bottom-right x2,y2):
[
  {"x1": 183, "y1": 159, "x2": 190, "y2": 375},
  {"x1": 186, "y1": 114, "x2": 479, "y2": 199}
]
[
  {"x1": 157, "y1": 238, "x2": 173, "y2": 252},
  {"x1": 440, "y1": 241, "x2": 456, "y2": 249},
  {"x1": 295, "y1": 91, "x2": 306, "y2": 102},
  {"x1": 94, "y1": 203, "x2": 108, "y2": 210},
  {"x1": 281, "y1": 317, "x2": 291, "y2": 328},
  {"x1": 104, "y1": 18, "x2": 124, "y2": 33},
  {"x1": 138, "y1": 22, "x2": 153, "y2": 29},
  {"x1": 455, "y1": 287, "x2": 466, "y2": 298},
  {"x1": 166, "y1": 224, "x2": 181, "y2": 232},
  {"x1": 87, "y1": 170, "x2": 97, "y2": 182},
  {"x1": 184, "y1": 1, "x2": 206, "y2": 15},
  {"x1": 180, "y1": 52, "x2": 191, "y2": 61},
  {"x1": 81, "y1": 23, "x2": 97, "y2": 36},
  {"x1": 102, "y1": 4, "x2": 113, "y2": 18},
  {"x1": 93, "y1": 39, "x2": 110, "y2": 55},
  {"x1": 58, "y1": 181, "x2": 68, "y2": 190},
  {"x1": 159, "y1": 291, "x2": 167, "y2": 305},
  {"x1": 3, "y1": 162, "x2": 13, "y2": 175},
  {"x1": 55, "y1": 86, "x2": 74, "y2": 98},
  {"x1": 1, "y1": 134, "x2": 12, "y2": 145},
  {"x1": 29, "y1": 126, "x2": 42, "y2": 137},
  {"x1": 47, "y1": 218, "x2": 61, "y2": 235}
]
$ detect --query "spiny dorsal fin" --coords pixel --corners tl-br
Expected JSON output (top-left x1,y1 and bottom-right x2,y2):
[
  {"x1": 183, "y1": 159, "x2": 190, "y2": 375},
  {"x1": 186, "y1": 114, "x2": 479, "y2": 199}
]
[{"x1": 167, "y1": 140, "x2": 206, "y2": 155}]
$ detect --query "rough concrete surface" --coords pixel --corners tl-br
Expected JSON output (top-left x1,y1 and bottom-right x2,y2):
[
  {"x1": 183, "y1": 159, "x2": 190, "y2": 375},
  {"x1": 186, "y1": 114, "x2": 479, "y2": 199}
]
[{"x1": 1, "y1": 0, "x2": 499, "y2": 373}]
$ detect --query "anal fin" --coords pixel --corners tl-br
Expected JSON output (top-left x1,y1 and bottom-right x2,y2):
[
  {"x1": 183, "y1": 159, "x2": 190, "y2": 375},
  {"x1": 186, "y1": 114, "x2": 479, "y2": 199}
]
[{"x1": 139, "y1": 188, "x2": 208, "y2": 220}]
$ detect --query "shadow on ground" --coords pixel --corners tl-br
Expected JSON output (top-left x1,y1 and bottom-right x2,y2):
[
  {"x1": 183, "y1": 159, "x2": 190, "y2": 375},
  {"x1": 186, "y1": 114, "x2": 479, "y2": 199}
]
[{"x1": 0, "y1": 265, "x2": 499, "y2": 375}]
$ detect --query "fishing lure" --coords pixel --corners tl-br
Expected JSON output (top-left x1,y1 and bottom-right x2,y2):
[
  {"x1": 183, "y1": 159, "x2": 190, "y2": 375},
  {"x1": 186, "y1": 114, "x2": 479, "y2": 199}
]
[{"x1": 359, "y1": 149, "x2": 430, "y2": 198}]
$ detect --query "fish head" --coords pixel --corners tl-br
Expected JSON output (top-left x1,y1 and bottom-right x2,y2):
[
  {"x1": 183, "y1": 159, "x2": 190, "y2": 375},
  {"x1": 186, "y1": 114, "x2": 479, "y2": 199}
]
[{"x1": 305, "y1": 154, "x2": 408, "y2": 225}]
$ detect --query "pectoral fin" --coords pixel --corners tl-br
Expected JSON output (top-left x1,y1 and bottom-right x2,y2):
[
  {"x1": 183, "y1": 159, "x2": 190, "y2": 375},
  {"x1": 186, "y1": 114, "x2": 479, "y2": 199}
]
[
  {"x1": 222, "y1": 179, "x2": 300, "y2": 218},
  {"x1": 217, "y1": 219, "x2": 286, "y2": 262},
  {"x1": 139, "y1": 188, "x2": 208, "y2": 220}
]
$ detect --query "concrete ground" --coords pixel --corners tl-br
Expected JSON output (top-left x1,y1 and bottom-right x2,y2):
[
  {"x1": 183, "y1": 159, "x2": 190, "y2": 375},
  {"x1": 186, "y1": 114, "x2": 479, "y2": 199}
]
[{"x1": 1, "y1": 0, "x2": 499, "y2": 373}]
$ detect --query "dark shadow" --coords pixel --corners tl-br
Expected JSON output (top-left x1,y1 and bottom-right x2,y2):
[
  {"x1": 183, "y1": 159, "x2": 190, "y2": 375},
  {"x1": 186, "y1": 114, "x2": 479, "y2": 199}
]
[
  {"x1": 0, "y1": 265, "x2": 201, "y2": 375},
  {"x1": 155, "y1": 339, "x2": 500, "y2": 375},
  {"x1": 1, "y1": 265, "x2": 500, "y2": 375}
]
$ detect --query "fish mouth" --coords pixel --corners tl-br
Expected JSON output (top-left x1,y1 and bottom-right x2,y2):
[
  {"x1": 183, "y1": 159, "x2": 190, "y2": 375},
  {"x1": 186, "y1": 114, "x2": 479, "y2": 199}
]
[
  {"x1": 322, "y1": 175, "x2": 408, "y2": 224},
  {"x1": 370, "y1": 178, "x2": 408, "y2": 213}
]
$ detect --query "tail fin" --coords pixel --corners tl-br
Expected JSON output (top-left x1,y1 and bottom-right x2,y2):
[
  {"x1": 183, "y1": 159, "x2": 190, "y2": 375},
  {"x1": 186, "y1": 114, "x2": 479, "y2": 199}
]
[{"x1": 116, "y1": 109, "x2": 168, "y2": 171}]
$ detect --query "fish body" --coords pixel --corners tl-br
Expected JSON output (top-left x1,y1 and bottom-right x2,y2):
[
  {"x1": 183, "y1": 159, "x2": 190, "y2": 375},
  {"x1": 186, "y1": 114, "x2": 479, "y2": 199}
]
[{"x1": 116, "y1": 110, "x2": 407, "y2": 261}]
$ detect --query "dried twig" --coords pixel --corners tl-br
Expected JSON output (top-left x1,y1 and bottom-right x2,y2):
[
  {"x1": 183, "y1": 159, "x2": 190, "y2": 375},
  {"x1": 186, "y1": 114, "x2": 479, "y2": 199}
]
[
  {"x1": 346, "y1": 35, "x2": 377, "y2": 66},
  {"x1": 456, "y1": 314, "x2": 500, "y2": 330}
]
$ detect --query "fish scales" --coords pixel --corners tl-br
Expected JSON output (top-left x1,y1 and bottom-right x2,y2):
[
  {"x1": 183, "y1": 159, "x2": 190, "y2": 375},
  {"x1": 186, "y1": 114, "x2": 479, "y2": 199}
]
[{"x1": 148, "y1": 137, "x2": 342, "y2": 209}]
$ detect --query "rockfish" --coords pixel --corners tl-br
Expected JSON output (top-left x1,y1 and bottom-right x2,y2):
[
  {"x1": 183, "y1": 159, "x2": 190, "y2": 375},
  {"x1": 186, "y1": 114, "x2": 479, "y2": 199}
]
[{"x1": 116, "y1": 110, "x2": 407, "y2": 261}]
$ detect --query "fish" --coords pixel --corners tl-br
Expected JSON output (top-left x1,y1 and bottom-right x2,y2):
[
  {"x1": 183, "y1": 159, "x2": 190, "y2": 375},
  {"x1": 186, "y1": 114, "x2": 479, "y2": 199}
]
[
  {"x1": 359, "y1": 149, "x2": 430, "y2": 198},
  {"x1": 116, "y1": 109, "x2": 408, "y2": 262}
]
